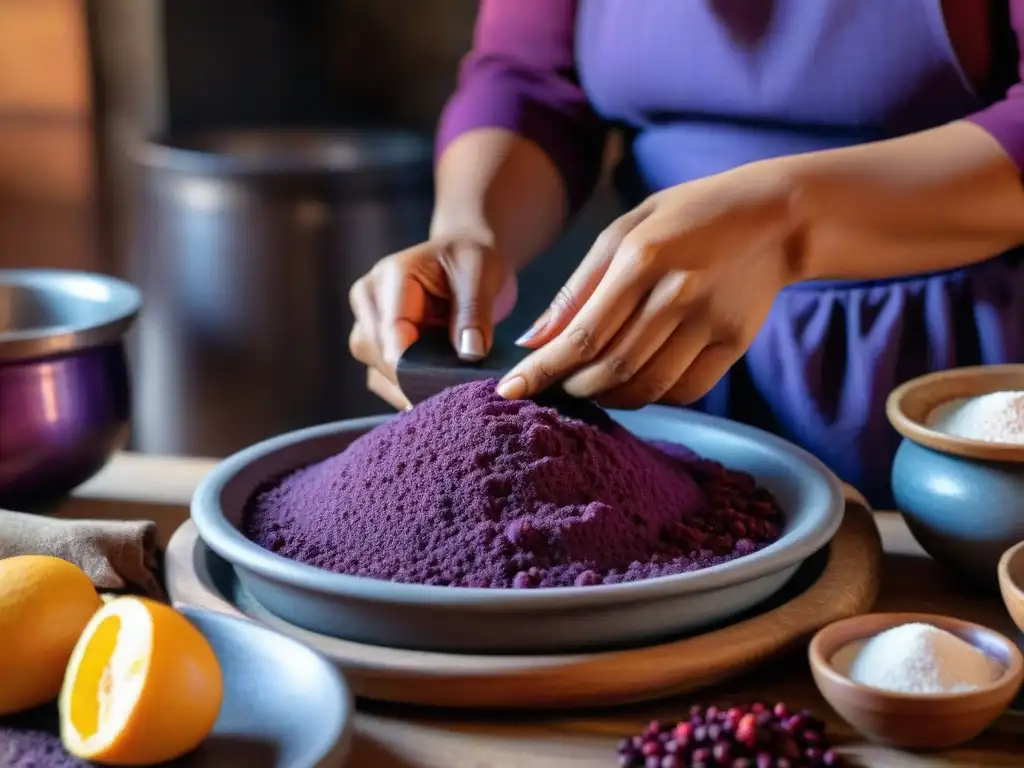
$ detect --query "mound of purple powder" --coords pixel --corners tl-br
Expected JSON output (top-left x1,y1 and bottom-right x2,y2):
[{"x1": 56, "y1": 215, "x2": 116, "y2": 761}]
[{"x1": 244, "y1": 380, "x2": 783, "y2": 588}]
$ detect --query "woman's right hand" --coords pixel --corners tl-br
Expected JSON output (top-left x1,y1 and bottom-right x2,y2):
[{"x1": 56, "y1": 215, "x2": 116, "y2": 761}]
[{"x1": 348, "y1": 234, "x2": 517, "y2": 409}]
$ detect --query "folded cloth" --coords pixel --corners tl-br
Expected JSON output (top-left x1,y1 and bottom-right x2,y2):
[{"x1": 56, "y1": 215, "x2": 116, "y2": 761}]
[{"x1": 0, "y1": 509, "x2": 163, "y2": 598}]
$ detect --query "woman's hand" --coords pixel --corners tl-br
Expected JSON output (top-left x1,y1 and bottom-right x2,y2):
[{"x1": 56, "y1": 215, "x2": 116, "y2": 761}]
[
  {"x1": 497, "y1": 163, "x2": 800, "y2": 408},
  {"x1": 349, "y1": 235, "x2": 517, "y2": 409}
]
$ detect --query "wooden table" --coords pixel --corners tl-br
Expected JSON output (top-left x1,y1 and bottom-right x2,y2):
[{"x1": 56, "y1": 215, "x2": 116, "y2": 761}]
[{"x1": 66, "y1": 454, "x2": 1024, "y2": 768}]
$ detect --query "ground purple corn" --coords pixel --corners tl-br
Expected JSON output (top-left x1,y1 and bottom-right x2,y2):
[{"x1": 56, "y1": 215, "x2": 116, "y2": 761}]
[{"x1": 245, "y1": 381, "x2": 784, "y2": 588}]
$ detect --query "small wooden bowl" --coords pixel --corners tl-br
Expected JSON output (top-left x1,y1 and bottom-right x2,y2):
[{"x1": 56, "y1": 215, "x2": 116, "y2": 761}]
[
  {"x1": 809, "y1": 613, "x2": 1024, "y2": 749},
  {"x1": 886, "y1": 364, "x2": 1024, "y2": 463},
  {"x1": 998, "y1": 540, "x2": 1024, "y2": 633}
]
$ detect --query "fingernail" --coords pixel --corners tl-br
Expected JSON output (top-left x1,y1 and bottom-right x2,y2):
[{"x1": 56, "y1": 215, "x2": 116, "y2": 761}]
[
  {"x1": 459, "y1": 328, "x2": 486, "y2": 361},
  {"x1": 496, "y1": 375, "x2": 527, "y2": 400},
  {"x1": 515, "y1": 310, "x2": 551, "y2": 347},
  {"x1": 382, "y1": 344, "x2": 401, "y2": 371}
]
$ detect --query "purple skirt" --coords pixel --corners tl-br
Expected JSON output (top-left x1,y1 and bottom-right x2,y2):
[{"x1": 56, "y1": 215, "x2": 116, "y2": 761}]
[{"x1": 693, "y1": 252, "x2": 1024, "y2": 508}]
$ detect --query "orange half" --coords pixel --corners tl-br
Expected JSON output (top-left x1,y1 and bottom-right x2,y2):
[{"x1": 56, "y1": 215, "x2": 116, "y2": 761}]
[{"x1": 58, "y1": 597, "x2": 223, "y2": 765}]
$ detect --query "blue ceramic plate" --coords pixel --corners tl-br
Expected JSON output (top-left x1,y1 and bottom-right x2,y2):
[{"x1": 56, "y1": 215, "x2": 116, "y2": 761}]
[
  {"x1": 191, "y1": 406, "x2": 845, "y2": 654},
  {"x1": 175, "y1": 606, "x2": 353, "y2": 767}
]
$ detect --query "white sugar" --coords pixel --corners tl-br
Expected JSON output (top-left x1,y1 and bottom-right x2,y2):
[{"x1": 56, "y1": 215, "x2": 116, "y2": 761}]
[
  {"x1": 926, "y1": 390, "x2": 1024, "y2": 444},
  {"x1": 831, "y1": 622, "x2": 1002, "y2": 695}
]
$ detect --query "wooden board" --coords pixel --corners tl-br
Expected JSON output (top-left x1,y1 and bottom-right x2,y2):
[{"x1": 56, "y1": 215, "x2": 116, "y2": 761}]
[{"x1": 166, "y1": 494, "x2": 882, "y2": 709}]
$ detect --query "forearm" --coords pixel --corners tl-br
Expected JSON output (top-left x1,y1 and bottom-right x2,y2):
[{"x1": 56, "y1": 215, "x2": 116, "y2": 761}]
[
  {"x1": 430, "y1": 127, "x2": 568, "y2": 271},
  {"x1": 779, "y1": 121, "x2": 1024, "y2": 282}
]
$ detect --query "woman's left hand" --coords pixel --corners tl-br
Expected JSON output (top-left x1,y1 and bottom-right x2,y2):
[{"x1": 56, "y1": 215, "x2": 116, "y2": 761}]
[{"x1": 497, "y1": 162, "x2": 802, "y2": 408}]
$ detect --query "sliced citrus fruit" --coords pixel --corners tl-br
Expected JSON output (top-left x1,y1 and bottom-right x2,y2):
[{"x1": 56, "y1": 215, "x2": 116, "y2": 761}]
[
  {"x1": 58, "y1": 597, "x2": 223, "y2": 765},
  {"x1": 0, "y1": 555, "x2": 102, "y2": 715}
]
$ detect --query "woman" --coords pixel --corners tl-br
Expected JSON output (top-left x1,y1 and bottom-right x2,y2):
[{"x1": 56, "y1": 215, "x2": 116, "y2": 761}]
[{"x1": 349, "y1": 0, "x2": 1024, "y2": 505}]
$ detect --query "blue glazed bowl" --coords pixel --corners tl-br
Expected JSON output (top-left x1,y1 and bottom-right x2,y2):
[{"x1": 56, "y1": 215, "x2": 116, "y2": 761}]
[
  {"x1": 887, "y1": 365, "x2": 1024, "y2": 590},
  {"x1": 177, "y1": 606, "x2": 353, "y2": 767},
  {"x1": 0, "y1": 269, "x2": 141, "y2": 508}
]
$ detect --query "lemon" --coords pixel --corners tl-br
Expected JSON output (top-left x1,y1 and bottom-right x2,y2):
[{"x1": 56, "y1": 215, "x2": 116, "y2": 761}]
[
  {"x1": 59, "y1": 597, "x2": 223, "y2": 765},
  {"x1": 0, "y1": 555, "x2": 102, "y2": 715}
]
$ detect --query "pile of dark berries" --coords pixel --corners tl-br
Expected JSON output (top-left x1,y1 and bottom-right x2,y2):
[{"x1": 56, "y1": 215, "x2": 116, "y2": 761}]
[
  {"x1": 687, "y1": 459, "x2": 785, "y2": 548},
  {"x1": 617, "y1": 702, "x2": 845, "y2": 767}
]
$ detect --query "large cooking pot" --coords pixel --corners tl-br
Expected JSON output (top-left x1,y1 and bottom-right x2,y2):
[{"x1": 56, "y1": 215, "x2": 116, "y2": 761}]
[{"x1": 133, "y1": 129, "x2": 433, "y2": 457}]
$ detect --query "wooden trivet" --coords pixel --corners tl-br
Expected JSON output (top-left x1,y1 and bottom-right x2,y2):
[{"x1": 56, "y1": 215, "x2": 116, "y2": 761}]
[{"x1": 165, "y1": 494, "x2": 882, "y2": 709}]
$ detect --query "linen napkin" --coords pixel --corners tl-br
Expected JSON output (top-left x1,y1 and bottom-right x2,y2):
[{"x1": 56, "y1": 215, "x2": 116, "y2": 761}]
[{"x1": 0, "y1": 509, "x2": 163, "y2": 598}]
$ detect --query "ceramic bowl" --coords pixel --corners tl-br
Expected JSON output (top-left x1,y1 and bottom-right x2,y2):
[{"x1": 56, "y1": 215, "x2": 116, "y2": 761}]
[
  {"x1": 886, "y1": 365, "x2": 1024, "y2": 589},
  {"x1": 998, "y1": 540, "x2": 1024, "y2": 634},
  {"x1": 178, "y1": 606, "x2": 353, "y2": 767},
  {"x1": 191, "y1": 406, "x2": 845, "y2": 654},
  {"x1": 809, "y1": 612, "x2": 1024, "y2": 749},
  {"x1": 0, "y1": 269, "x2": 141, "y2": 508}
]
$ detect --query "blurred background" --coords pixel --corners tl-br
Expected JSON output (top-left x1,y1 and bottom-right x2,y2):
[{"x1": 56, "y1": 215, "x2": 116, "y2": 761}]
[{"x1": 0, "y1": 0, "x2": 622, "y2": 459}]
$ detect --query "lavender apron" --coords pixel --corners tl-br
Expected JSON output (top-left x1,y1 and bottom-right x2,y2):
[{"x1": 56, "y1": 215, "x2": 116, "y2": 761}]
[{"x1": 577, "y1": 0, "x2": 1024, "y2": 505}]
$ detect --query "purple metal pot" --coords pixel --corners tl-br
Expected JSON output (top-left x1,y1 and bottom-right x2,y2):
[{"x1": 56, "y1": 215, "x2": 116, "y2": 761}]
[{"x1": 0, "y1": 270, "x2": 141, "y2": 509}]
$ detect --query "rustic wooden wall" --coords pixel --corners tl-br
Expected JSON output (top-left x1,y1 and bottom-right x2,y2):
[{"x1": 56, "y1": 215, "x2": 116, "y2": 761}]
[{"x1": 0, "y1": 0, "x2": 100, "y2": 271}]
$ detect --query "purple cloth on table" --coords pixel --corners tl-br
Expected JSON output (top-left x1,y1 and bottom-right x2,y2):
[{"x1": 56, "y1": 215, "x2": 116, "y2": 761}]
[{"x1": 436, "y1": 0, "x2": 1024, "y2": 506}]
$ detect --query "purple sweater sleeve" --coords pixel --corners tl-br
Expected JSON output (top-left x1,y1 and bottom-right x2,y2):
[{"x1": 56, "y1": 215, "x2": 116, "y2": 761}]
[
  {"x1": 435, "y1": 0, "x2": 607, "y2": 211},
  {"x1": 966, "y1": 1, "x2": 1024, "y2": 169}
]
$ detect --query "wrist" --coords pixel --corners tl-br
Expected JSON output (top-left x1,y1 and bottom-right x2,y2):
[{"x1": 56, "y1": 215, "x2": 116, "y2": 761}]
[
  {"x1": 429, "y1": 209, "x2": 496, "y2": 248},
  {"x1": 727, "y1": 159, "x2": 813, "y2": 286}
]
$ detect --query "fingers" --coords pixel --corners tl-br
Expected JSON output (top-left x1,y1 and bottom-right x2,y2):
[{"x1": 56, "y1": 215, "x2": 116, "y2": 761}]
[
  {"x1": 380, "y1": 260, "x2": 427, "y2": 370},
  {"x1": 350, "y1": 248, "x2": 429, "y2": 377},
  {"x1": 366, "y1": 368, "x2": 412, "y2": 411},
  {"x1": 596, "y1": 322, "x2": 711, "y2": 410},
  {"x1": 516, "y1": 203, "x2": 655, "y2": 349},
  {"x1": 350, "y1": 237, "x2": 516, "y2": 381},
  {"x1": 349, "y1": 278, "x2": 382, "y2": 369},
  {"x1": 496, "y1": 238, "x2": 658, "y2": 400},
  {"x1": 561, "y1": 271, "x2": 695, "y2": 399},
  {"x1": 663, "y1": 342, "x2": 742, "y2": 405},
  {"x1": 439, "y1": 241, "x2": 508, "y2": 362}
]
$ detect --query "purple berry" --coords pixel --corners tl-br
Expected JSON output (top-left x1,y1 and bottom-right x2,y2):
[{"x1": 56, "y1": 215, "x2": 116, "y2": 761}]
[
  {"x1": 640, "y1": 740, "x2": 662, "y2": 758},
  {"x1": 802, "y1": 729, "x2": 824, "y2": 746},
  {"x1": 712, "y1": 740, "x2": 733, "y2": 763}
]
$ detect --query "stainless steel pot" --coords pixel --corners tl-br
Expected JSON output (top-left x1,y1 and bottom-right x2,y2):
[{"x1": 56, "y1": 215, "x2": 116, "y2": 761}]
[{"x1": 132, "y1": 129, "x2": 433, "y2": 456}]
